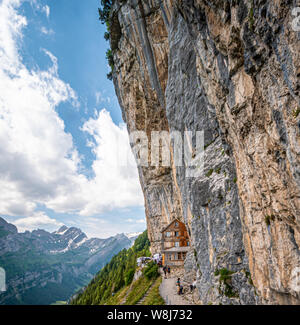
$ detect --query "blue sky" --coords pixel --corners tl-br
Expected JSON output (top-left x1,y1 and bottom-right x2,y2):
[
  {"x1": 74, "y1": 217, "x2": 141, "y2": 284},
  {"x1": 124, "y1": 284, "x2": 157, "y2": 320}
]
[
  {"x1": 21, "y1": 0, "x2": 121, "y2": 172},
  {"x1": 0, "y1": 0, "x2": 145, "y2": 238}
]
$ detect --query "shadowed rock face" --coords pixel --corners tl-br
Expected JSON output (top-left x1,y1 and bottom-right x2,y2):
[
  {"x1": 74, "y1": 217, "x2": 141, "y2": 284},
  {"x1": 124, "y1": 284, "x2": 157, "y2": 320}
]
[{"x1": 110, "y1": 0, "x2": 300, "y2": 304}]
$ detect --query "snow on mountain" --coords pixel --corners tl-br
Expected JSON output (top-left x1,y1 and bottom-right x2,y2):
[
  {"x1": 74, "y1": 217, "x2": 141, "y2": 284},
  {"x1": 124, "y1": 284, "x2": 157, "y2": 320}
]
[
  {"x1": 125, "y1": 232, "x2": 142, "y2": 239},
  {"x1": 0, "y1": 217, "x2": 137, "y2": 305}
]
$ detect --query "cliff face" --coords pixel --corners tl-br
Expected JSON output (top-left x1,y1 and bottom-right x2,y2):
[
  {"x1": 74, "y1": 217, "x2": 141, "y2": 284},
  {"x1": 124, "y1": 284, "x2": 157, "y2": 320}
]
[{"x1": 110, "y1": 0, "x2": 300, "y2": 304}]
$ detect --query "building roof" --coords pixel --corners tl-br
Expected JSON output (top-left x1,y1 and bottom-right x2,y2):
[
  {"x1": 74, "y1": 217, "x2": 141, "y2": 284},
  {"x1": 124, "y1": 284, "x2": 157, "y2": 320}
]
[
  {"x1": 162, "y1": 246, "x2": 190, "y2": 253},
  {"x1": 160, "y1": 218, "x2": 183, "y2": 233}
]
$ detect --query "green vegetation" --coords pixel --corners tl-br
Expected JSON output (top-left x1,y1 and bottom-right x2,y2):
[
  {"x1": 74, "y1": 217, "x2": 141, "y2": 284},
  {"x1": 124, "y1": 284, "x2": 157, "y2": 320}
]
[
  {"x1": 292, "y1": 107, "x2": 300, "y2": 118},
  {"x1": 106, "y1": 49, "x2": 114, "y2": 80},
  {"x1": 124, "y1": 263, "x2": 160, "y2": 305},
  {"x1": 243, "y1": 269, "x2": 253, "y2": 286},
  {"x1": 249, "y1": 0, "x2": 255, "y2": 31},
  {"x1": 105, "y1": 270, "x2": 163, "y2": 305},
  {"x1": 215, "y1": 268, "x2": 234, "y2": 282},
  {"x1": 98, "y1": 0, "x2": 112, "y2": 25},
  {"x1": 0, "y1": 229, "x2": 9, "y2": 238},
  {"x1": 0, "y1": 245, "x2": 92, "y2": 280},
  {"x1": 124, "y1": 276, "x2": 153, "y2": 305},
  {"x1": 142, "y1": 277, "x2": 165, "y2": 305},
  {"x1": 105, "y1": 285, "x2": 130, "y2": 305},
  {"x1": 265, "y1": 214, "x2": 275, "y2": 226},
  {"x1": 215, "y1": 268, "x2": 238, "y2": 298},
  {"x1": 143, "y1": 261, "x2": 159, "y2": 280},
  {"x1": 265, "y1": 215, "x2": 271, "y2": 226},
  {"x1": 98, "y1": 0, "x2": 114, "y2": 80},
  {"x1": 71, "y1": 231, "x2": 151, "y2": 305},
  {"x1": 206, "y1": 169, "x2": 214, "y2": 177},
  {"x1": 233, "y1": 177, "x2": 237, "y2": 183}
]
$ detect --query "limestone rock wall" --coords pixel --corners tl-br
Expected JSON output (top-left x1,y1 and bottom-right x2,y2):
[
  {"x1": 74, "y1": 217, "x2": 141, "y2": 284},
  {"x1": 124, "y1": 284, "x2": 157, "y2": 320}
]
[{"x1": 110, "y1": 0, "x2": 300, "y2": 304}]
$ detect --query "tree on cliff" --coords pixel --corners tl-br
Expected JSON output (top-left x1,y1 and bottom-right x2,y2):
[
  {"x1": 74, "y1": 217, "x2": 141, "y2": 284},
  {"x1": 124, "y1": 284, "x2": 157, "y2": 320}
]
[
  {"x1": 98, "y1": 0, "x2": 113, "y2": 25},
  {"x1": 98, "y1": 0, "x2": 114, "y2": 79}
]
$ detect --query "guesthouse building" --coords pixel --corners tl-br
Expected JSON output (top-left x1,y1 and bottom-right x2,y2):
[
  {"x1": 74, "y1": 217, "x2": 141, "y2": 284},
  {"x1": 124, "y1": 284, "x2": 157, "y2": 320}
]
[{"x1": 161, "y1": 219, "x2": 190, "y2": 266}]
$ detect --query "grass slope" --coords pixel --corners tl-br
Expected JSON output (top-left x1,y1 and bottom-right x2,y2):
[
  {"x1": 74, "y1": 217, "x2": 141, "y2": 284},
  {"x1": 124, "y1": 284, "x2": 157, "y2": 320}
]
[{"x1": 70, "y1": 230, "x2": 151, "y2": 305}]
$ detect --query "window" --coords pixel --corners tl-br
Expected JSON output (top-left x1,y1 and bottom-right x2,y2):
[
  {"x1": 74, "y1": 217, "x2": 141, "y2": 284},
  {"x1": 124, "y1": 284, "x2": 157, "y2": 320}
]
[
  {"x1": 175, "y1": 231, "x2": 179, "y2": 237},
  {"x1": 166, "y1": 232, "x2": 171, "y2": 237},
  {"x1": 175, "y1": 222, "x2": 179, "y2": 226},
  {"x1": 175, "y1": 241, "x2": 179, "y2": 247},
  {"x1": 178, "y1": 252, "x2": 182, "y2": 260},
  {"x1": 187, "y1": 241, "x2": 190, "y2": 246},
  {"x1": 174, "y1": 254, "x2": 178, "y2": 260},
  {"x1": 165, "y1": 242, "x2": 171, "y2": 248}
]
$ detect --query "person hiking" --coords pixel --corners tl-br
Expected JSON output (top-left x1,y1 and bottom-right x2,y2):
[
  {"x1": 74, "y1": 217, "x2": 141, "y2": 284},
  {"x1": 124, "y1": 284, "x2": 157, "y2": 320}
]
[
  {"x1": 163, "y1": 266, "x2": 167, "y2": 278},
  {"x1": 179, "y1": 285, "x2": 183, "y2": 295},
  {"x1": 176, "y1": 278, "x2": 181, "y2": 295},
  {"x1": 192, "y1": 279, "x2": 197, "y2": 291},
  {"x1": 190, "y1": 283, "x2": 194, "y2": 293},
  {"x1": 167, "y1": 266, "x2": 171, "y2": 276},
  {"x1": 190, "y1": 279, "x2": 196, "y2": 292}
]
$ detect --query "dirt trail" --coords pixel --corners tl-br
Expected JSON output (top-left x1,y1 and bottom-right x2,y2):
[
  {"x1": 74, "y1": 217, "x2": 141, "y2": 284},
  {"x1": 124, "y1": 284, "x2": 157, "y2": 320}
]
[{"x1": 159, "y1": 274, "x2": 191, "y2": 305}]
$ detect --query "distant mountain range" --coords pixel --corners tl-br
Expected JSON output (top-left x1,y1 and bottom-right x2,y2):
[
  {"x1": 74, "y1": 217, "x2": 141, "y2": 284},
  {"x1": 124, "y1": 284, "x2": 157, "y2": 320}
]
[{"x1": 0, "y1": 217, "x2": 140, "y2": 305}]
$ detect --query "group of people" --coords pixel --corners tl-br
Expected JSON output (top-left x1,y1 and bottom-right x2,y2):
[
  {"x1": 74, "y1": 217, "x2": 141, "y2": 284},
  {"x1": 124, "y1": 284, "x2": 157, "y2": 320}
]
[
  {"x1": 177, "y1": 278, "x2": 197, "y2": 295},
  {"x1": 161, "y1": 263, "x2": 197, "y2": 296}
]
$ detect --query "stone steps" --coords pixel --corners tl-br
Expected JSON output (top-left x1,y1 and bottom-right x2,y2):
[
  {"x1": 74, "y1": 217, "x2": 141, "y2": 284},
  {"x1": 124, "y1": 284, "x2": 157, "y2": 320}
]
[{"x1": 136, "y1": 280, "x2": 157, "y2": 305}]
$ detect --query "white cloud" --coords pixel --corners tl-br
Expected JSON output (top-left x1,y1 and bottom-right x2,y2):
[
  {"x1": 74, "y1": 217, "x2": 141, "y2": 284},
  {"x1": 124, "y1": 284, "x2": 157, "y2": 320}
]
[
  {"x1": 95, "y1": 91, "x2": 102, "y2": 105},
  {"x1": 126, "y1": 218, "x2": 145, "y2": 224},
  {"x1": 42, "y1": 5, "x2": 50, "y2": 18},
  {"x1": 77, "y1": 109, "x2": 142, "y2": 215},
  {"x1": 14, "y1": 212, "x2": 63, "y2": 232},
  {"x1": 0, "y1": 0, "x2": 143, "y2": 221},
  {"x1": 41, "y1": 26, "x2": 54, "y2": 36},
  {"x1": 95, "y1": 91, "x2": 111, "y2": 105}
]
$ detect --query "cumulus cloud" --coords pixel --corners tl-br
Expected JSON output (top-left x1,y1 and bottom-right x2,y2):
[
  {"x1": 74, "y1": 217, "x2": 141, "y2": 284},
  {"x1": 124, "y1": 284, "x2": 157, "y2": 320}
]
[
  {"x1": 0, "y1": 0, "x2": 143, "y2": 225},
  {"x1": 77, "y1": 110, "x2": 142, "y2": 215},
  {"x1": 14, "y1": 212, "x2": 63, "y2": 232}
]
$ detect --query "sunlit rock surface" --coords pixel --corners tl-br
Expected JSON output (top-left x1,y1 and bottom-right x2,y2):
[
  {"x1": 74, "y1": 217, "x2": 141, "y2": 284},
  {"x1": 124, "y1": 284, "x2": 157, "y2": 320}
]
[{"x1": 110, "y1": 0, "x2": 300, "y2": 304}]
